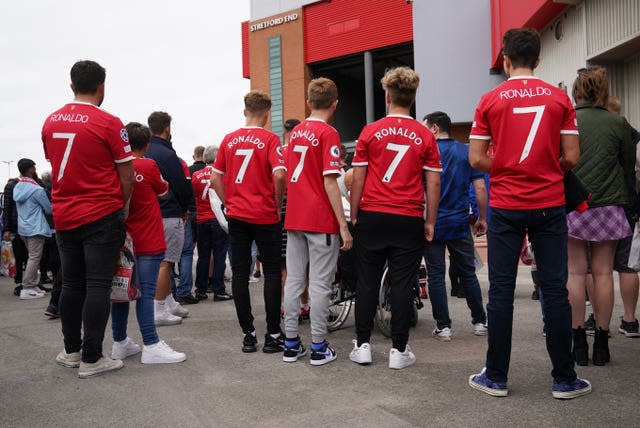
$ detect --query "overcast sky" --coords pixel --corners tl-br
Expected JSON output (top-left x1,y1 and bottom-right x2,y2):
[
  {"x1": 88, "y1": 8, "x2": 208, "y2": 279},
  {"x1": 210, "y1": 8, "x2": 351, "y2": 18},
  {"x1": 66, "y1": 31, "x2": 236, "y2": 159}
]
[{"x1": 0, "y1": 1, "x2": 250, "y2": 185}]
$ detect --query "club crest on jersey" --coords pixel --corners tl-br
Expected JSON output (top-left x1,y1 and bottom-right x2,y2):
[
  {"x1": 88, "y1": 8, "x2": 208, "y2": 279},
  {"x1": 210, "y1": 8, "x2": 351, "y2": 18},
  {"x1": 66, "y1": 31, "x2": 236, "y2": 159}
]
[
  {"x1": 330, "y1": 145, "x2": 340, "y2": 158},
  {"x1": 135, "y1": 173, "x2": 144, "y2": 183},
  {"x1": 120, "y1": 128, "x2": 129, "y2": 143}
]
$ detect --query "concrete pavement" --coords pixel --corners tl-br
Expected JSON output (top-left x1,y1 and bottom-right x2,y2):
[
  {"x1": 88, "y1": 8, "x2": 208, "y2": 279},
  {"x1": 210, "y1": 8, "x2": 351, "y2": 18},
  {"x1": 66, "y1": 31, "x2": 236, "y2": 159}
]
[{"x1": 1, "y1": 263, "x2": 639, "y2": 427}]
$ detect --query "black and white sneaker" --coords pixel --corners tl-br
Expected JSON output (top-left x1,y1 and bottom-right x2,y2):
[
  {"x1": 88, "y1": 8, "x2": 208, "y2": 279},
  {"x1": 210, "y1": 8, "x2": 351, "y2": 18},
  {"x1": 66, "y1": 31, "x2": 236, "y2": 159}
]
[
  {"x1": 263, "y1": 333, "x2": 284, "y2": 353},
  {"x1": 310, "y1": 341, "x2": 337, "y2": 366},
  {"x1": 585, "y1": 313, "x2": 595, "y2": 336},
  {"x1": 242, "y1": 332, "x2": 257, "y2": 353},
  {"x1": 283, "y1": 337, "x2": 306, "y2": 362},
  {"x1": 619, "y1": 317, "x2": 640, "y2": 338}
]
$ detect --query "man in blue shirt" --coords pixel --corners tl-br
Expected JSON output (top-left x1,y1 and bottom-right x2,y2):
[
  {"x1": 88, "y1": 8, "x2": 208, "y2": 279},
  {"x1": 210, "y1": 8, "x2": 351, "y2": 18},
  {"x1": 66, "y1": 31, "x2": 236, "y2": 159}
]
[{"x1": 423, "y1": 111, "x2": 488, "y2": 341}]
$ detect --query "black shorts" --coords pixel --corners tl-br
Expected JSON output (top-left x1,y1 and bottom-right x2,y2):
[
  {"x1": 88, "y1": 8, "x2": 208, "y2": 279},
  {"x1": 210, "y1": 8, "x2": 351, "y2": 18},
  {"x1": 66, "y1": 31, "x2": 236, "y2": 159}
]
[{"x1": 614, "y1": 236, "x2": 638, "y2": 273}]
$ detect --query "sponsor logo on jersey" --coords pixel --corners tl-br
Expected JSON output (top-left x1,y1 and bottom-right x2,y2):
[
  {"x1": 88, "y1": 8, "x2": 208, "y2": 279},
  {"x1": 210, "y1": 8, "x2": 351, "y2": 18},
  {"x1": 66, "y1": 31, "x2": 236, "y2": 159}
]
[{"x1": 330, "y1": 145, "x2": 340, "y2": 158}]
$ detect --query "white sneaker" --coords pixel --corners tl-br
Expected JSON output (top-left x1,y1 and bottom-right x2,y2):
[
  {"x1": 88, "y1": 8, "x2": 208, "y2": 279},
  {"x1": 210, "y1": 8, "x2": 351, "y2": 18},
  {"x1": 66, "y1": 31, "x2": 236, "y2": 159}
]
[
  {"x1": 141, "y1": 340, "x2": 186, "y2": 364},
  {"x1": 349, "y1": 340, "x2": 372, "y2": 365},
  {"x1": 474, "y1": 323, "x2": 488, "y2": 336},
  {"x1": 248, "y1": 277, "x2": 259, "y2": 283},
  {"x1": 20, "y1": 287, "x2": 45, "y2": 300},
  {"x1": 389, "y1": 345, "x2": 416, "y2": 369},
  {"x1": 155, "y1": 302, "x2": 182, "y2": 326},
  {"x1": 433, "y1": 327, "x2": 452, "y2": 342},
  {"x1": 56, "y1": 350, "x2": 81, "y2": 368},
  {"x1": 78, "y1": 357, "x2": 123, "y2": 378},
  {"x1": 111, "y1": 337, "x2": 141, "y2": 360},
  {"x1": 165, "y1": 295, "x2": 189, "y2": 318}
]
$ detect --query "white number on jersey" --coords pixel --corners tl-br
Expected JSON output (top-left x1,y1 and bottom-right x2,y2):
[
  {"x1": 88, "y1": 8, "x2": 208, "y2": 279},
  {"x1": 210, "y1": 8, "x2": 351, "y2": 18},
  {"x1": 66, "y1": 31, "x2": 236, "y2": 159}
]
[
  {"x1": 290, "y1": 145, "x2": 308, "y2": 183},
  {"x1": 513, "y1": 105, "x2": 545, "y2": 163},
  {"x1": 383, "y1": 143, "x2": 410, "y2": 182},
  {"x1": 52, "y1": 132, "x2": 76, "y2": 181},
  {"x1": 234, "y1": 149, "x2": 254, "y2": 184},
  {"x1": 200, "y1": 179, "x2": 211, "y2": 200}
]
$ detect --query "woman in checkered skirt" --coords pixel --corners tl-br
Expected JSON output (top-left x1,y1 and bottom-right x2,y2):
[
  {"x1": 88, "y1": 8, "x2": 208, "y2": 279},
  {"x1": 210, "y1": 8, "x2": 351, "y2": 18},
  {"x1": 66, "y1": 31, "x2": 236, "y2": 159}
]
[{"x1": 566, "y1": 66, "x2": 634, "y2": 366}]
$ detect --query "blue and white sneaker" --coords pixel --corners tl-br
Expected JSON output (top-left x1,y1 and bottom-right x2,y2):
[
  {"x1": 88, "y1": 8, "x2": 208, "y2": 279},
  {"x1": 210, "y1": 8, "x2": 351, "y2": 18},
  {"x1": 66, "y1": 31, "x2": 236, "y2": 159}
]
[
  {"x1": 469, "y1": 368, "x2": 508, "y2": 397},
  {"x1": 552, "y1": 378, "x2": 592, "y2": 399},
  {"x1": 283, "y1": 338, "x2": 307, "y2": 363},
  {"x1": 309, "y1": 341, "x2": 337, "y2": 366}
]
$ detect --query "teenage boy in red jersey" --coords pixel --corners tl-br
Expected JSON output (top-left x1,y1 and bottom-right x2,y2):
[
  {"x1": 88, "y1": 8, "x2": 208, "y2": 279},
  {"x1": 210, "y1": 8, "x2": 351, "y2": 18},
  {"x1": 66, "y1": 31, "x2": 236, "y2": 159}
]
[
  {"x1": 349, "y1": 67, "x2": 441, "y2": 369},
  {"x1": 42, "y1": 60, "x2": 135, "y2": 378},
  {"x1": 211, "y1": 90, "x2": 286, "y2": 353},
  {"x1": 467, "y1": 28, "x2": 590, "y2": 399},
  {"x1": 110, "y1": 122, "x2": 186, "y2": 364},
  {"x1": 282, "y1": 78, "x2": 353, "y2": 366},
  {"x1": 192, "y1": 146, "x2": 232, "y2": 302}
]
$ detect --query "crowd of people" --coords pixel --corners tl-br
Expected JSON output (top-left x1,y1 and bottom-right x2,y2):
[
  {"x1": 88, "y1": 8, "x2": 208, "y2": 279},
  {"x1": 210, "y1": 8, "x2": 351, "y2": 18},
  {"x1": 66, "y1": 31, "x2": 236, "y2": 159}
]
[{"x1": 1, "y1": 27, "x2": 638, "y2": 399}]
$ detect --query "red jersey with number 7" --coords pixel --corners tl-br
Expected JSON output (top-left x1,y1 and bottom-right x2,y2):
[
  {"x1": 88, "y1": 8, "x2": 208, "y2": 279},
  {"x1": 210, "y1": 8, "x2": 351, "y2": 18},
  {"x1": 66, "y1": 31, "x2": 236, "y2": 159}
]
[
  {"x1": 212, "y1": 126, "x2": 285, "y2": 224},
  {"x1": 41, "y1": 102, "x2": 133, "y2": 231},
  {"x1": 192, "y1": 166, "x2": 215, "y2": 224},
  {"x1": 284, "y1": 118, "x2": 343, "y2": 234},
  {"x1": 353, "y1": 114, "x2": 442, "y2": 218},
  {"x1": 470, "y1": 76, "x2": 578, "y2": 210}
]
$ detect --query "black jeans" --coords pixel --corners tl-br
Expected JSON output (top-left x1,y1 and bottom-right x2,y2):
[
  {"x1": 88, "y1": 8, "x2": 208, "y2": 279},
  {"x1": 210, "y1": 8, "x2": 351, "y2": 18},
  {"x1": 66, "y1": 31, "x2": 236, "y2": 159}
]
[
  {"x1": 486, "y1": 206, "x2": 576, "y2": 383},
  {"x1": 12, "y1": 234, "x2": 28, "y2": 285},
  {"x1": 228, "y1": 218, "x2": 282, "y2": 335},
  {"x1": 57, "y1": 210, "x2": 125, "y2": 363},
  {"x1": 48, "y1": 233, "x2": 62, "y2": 308},
  {"x1": 195, "y1": 220, "x2": 228, "y2": 295},
  {"x1": 355, "y1": 211, "x2": 425, "y2": 351}
]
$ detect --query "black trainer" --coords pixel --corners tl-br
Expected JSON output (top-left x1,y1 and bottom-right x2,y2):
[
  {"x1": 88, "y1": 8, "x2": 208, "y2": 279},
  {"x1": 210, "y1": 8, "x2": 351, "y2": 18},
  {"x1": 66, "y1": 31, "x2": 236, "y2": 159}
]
[
  {"x1": 45, "y1": 304, "x2": 60, "y2": 319},
  {"x1": 213, "y1": 293, "x2": 233, "y2": 301},
  {"x1": 253, "y1": 270, "x2": 261, "y2": 279},
  {"x1": 263, "y1": 333, "x2": 284, "y2": 353},
  {"x1": 618, "y1": 317, "x2": 640, "y2": 338},
  {"x1": 14, "y1": 285, "x2": 22, "y2": 296},
  {"x1": 176, "y1": 294, "x2": 199, "y2": 305},
  {"x1": 242, "y1": 332, "x2": 257, "y2": 353},
  {"x1": 195, "y1": 292, "x2": 208, "y2": 301}
]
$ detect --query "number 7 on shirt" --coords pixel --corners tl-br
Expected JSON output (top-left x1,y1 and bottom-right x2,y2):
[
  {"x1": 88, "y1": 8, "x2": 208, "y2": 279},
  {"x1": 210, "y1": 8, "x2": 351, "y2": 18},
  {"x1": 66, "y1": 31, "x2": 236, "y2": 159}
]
[{"x1": 513, "y1": 105, "x2": 545, "y2": 163}]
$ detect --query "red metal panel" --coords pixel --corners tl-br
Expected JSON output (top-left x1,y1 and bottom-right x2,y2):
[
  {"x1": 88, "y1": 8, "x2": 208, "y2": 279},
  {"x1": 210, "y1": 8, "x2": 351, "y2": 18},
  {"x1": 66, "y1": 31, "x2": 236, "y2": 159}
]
[
  {"x1": 304, "y1": 0, "x2": 413, "y2": 64},
  {"x1": 241, "y1": 21, "x2": 250, "y2": 79},
  {"x1": 490, "y1": 0, "x2": 567, "y2": 69}
]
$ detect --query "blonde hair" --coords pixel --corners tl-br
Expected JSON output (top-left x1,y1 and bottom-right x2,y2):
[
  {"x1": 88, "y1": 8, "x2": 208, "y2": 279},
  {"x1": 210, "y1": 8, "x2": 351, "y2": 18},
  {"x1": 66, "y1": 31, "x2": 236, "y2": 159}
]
[
  {"x1": 572, "y1": 66, "x2": 609, "y2": 108},
  {"x1": 244, "y1": 90, "x2": 272, "y2": 114},
  {"x1": 381, "y1": 67, "x2": 420, "y2": 108},
  {"x1": 307, "y1": 78, "x2": 338, "y2": 109}
]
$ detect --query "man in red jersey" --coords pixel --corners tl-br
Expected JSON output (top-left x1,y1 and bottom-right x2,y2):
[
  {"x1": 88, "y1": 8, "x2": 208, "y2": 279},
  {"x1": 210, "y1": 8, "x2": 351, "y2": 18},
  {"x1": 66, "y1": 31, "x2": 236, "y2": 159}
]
[
  {"x1": 281, "y1": 78, "x2": 353, "y2": 366},
  {"x1": 211, "y1": 90, "x2": 286, "y2": 354},
  {"x1": 466, "y1": 28, "x2": 590, "y2": 400},
  {"x1": 349, "y1": 67, "x2": 441, "y2": 369},
  {"x1": 41, "y1": 60, "x2": 134, "y2": 378},
  {"x1": 192, "y1": 145, "x2": 232, "y2": 302}
]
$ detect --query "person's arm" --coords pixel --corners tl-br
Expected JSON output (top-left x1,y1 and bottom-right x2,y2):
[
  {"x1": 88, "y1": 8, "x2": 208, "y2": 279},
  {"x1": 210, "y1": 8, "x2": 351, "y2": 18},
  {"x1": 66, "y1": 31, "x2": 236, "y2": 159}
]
[
  {"x1": 117, "y1": 160, "x2": 135, "y2": 204},
  {"x1": 324, "y1": 174, "x2": 353, "y2": 250},
  {"x1": 211, "y1": 171, "x2": 225, "y2": 204},
  {"x1": 273, "y1": 169, "x2": 286, "y2": 220},
  {"x1": 424, "y1": 170, "x2": 441, "y2": 242},
  {"x1": 559, "y1": 135, "x2": 580, "y2": 172},
  {"x1": 471, "y1": 177, "x2": 488, "y2": 237},
  {"x1": 35, "y1": 188, "x2": 52, "y2": 215},
  {"x1": 349, "y1": 166, "x2": 366, "y2": 225},
  {"x1": 469, "y1": 139, "x2": 492, "y2": 172}
]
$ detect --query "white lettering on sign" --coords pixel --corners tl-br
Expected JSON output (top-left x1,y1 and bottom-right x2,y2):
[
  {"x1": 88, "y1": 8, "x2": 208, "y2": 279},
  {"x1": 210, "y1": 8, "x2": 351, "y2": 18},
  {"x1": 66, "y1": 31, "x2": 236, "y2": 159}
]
[{"x1": 250, "y1": 13, "x2": 299, "y2": 32}]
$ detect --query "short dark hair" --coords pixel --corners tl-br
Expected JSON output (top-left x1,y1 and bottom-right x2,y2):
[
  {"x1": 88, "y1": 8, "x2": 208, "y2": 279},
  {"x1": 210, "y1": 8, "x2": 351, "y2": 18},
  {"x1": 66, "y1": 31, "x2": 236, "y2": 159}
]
[
  {"x1": 502, "y1": 28, "x2": 540, "y2": 70},
  {"x1": 70, "y1": 60, "x2": 106, "y2": 94},
  {"x1": 284, "y1": 118, "x2": 300, "y2": 132},
  {"x1": 125, "y1": 122, "x2": 151, "y2": 151},
  {"x1": 424, "y1": 111, "x2": 452, "y2": 134},
  {"x1": 148, "y1": 111, "x2": 172, "y2": 135},
  {"x1": 17, "y1": 158, "x2": 35, "y2": 176}
]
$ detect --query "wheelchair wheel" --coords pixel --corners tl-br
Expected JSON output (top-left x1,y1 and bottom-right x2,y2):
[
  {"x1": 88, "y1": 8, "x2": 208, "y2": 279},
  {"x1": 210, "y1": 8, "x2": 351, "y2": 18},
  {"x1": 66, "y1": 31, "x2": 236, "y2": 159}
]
[
  {"x1": 374, "y1": 267, "x2": 419, "y2": 337},
  {"x1": 327, "y1": 282, "x2": 354, "y2": 332}
]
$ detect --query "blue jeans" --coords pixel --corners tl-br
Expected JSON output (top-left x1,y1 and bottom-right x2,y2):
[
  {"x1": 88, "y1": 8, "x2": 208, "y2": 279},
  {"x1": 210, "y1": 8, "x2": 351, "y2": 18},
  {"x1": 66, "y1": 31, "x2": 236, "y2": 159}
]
[
  {"x1": 424, "y1": 233, "x2": 486, "y2": 329},
  {"x1": 111, "y1": 253, "x2": 163, "y2": 346},
  {"x1": 485, "y1": 206, "x2": 575, "y2": 383},
  {"x1": 175, "y1": 219, "x2": 194, "y2": 297},
  {"x1": 195, "y1": 220, "x2": 228, "y2": 295}
]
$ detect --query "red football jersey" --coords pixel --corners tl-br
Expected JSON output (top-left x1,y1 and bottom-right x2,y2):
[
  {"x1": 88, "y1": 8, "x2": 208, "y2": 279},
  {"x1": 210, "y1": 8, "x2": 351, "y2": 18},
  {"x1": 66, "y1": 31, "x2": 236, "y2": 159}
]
[
  {"x1": 353, "y1": 114, "x2": 442, "y2": 218},
  {"x1": 470, "y1": 76, "x2": 578, "y2": 210},
  {"x1": 284, "y1": 118, "x2": 342, "y2": 234},
  {"x1": 42, "y1": 102, "x2": 133, "y2": 231},
  {"x1": 192, "y1": 166, "x2": 215, "y2": 224},
  {"x1": 212, "y1": 126, "x2": 285, "y2": 224},
  {"x1": 180, "y1": 158, "x2": 190, "y2": 179},
  {"x1": 126, "y1": 158, "x2": 168, "y2": 255}
]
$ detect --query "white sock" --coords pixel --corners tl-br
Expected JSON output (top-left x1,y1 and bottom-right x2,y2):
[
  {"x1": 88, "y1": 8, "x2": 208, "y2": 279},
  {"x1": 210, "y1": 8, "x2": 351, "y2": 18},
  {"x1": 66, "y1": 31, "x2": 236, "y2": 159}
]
[{"x1": 270, "y1": 333, "x2": 281, "y2": 339}]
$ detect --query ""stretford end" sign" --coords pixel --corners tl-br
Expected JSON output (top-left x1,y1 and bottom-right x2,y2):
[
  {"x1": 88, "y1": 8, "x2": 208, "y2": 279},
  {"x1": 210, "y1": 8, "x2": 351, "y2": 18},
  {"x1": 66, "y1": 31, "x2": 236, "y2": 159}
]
[{"x1": 250, "y1": 13, "x2": 299, "y2": 32}]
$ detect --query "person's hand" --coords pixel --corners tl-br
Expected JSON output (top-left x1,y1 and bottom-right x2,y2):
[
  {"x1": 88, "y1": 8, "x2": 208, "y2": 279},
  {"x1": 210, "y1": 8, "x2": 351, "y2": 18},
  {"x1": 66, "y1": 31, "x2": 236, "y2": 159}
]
[
  {"x1": 339, "y1": 224, "x2": 353, "y2": 251},
  {"x1": 2, "y1": 231, "x2": 11, "y2": 241},
  {"x1": 473, "y1": 219, "x2": 487, "y2": 237},
  {"x1": 351, "y1": 217, "x2": 357, "y2": 226},
  {"x1": 424, "y1": 222, "x2": 435, "y2": 242}
]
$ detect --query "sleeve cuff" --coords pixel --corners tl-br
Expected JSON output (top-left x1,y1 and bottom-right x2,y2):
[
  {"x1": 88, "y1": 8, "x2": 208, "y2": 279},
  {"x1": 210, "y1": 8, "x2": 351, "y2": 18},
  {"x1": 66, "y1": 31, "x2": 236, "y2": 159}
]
[
  {"x1": 211, "y1": 167, "x2": 225, "y2": 175},
  {"x1": 560, "y1": 130, "x2": 579, "y2": 135},
  {"x1": 469, "y1": 135, "x2": 491, "y2": 140},
  {"x1": 272, "y1": 166, "x2": 286, "y2": 174},
  {"x1": 114, "y1": 155, "x2": 134, "y2": 164},
  {"x1": 423, "y1": 166, "x2": 443, "y2": 172},
  {"x1": 323, "y1": 169, "x2": 341, "y2": 176},
  {"x1": 351, "y1": 161, "x2": 368, "y2": 166}
]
